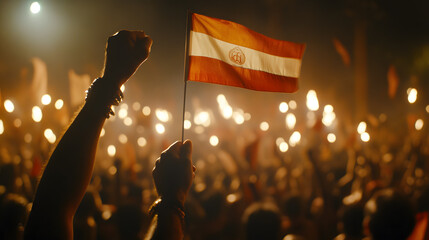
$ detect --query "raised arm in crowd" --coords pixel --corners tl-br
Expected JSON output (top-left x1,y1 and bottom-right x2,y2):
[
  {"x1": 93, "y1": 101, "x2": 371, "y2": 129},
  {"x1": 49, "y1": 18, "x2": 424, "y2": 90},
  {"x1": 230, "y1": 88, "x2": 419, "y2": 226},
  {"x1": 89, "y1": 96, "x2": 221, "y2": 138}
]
[{"x1": 24, "y1": 30, "x2": 195, "y2": 240}]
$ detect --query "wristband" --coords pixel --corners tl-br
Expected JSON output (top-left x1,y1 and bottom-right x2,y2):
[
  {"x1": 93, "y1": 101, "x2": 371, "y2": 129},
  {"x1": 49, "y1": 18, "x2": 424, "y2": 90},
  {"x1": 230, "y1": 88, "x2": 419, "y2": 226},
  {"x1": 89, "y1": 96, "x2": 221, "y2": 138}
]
[
  {"x1": 149, "y1": 198, "x2": 185, "y2": 223},
  {"x1": 85, "y1": 78, "x2": 124, "y2": 118}
]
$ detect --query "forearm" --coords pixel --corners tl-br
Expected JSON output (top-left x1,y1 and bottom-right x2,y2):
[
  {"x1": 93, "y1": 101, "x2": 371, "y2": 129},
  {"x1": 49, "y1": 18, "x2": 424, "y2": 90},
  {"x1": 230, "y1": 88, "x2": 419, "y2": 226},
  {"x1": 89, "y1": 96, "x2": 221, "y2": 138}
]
[
  {"x1": 146, "y1": 210, "x2": 184, "y2": 240},
  {"x1": 36, "y1": 101, "x2": 106, "y2": 213},
  {"x1": 25, "y1": 99, "x2": 107, "y2": 240}
]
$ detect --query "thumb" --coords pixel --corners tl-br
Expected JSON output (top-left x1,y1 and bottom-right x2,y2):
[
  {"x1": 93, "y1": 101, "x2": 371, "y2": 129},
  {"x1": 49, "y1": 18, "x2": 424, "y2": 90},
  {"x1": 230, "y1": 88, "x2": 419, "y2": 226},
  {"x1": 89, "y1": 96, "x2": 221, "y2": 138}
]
[{"x1": 180, "y1": 140, "x2": 192, "y2": 160}]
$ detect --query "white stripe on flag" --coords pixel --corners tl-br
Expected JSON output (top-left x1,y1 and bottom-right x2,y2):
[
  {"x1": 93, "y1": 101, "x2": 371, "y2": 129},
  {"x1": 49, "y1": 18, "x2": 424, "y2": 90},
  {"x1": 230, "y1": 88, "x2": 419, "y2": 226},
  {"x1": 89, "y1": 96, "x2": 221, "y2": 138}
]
[{"x1": 190, "y1": 31, "x2": 302, "y2": 78}]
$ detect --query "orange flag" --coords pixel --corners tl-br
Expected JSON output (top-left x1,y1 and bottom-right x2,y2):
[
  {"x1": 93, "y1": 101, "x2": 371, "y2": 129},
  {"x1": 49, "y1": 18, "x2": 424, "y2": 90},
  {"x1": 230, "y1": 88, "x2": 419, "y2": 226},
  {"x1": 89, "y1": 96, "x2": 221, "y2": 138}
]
[{"x1": 187, "y1": 13, "x2": 305, "y2": 93}]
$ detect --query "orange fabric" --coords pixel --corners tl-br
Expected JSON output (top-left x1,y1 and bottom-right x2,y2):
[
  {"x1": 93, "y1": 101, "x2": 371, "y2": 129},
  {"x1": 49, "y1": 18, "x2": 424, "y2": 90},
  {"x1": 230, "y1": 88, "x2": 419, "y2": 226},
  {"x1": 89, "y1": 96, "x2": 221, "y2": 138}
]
[
  {"x1": 192, "y1": 13, "x2": 305, "y2": 59},
  {"x1": 188, "y1": 56, "x2": 298, "y2": 92}
]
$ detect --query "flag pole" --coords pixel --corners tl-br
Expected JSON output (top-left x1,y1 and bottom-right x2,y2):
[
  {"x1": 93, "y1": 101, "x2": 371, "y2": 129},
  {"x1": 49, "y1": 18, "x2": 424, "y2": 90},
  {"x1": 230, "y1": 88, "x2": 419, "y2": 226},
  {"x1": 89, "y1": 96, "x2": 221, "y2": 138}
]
[{"x1": 181, "y1": 10, "x2": 192, "y2": 142}]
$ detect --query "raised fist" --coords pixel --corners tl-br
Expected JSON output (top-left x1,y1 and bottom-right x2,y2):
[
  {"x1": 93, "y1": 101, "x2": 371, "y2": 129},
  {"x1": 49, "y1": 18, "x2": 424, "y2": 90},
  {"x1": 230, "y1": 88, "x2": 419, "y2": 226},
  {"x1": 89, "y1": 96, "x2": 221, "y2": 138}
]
[
  {"x1": 152, "y1": 140, "x2": 196, "y2": 206},
  {"x1": 102, "y1": 30, "x2": 153, "y2": 87}
]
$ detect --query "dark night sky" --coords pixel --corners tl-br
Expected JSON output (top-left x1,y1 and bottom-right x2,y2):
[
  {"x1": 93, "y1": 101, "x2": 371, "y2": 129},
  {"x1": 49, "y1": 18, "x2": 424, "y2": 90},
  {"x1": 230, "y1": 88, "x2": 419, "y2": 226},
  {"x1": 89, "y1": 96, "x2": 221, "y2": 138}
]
[{"x1": 0, "y1": 0, "x2": 428, "y2": 132}]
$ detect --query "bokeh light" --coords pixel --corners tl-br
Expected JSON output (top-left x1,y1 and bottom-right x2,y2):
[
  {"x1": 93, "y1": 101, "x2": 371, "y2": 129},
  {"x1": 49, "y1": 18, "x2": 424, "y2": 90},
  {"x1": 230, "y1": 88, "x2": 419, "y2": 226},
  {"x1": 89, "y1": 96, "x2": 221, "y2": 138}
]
[
  {"x1": 41, "y1": 94, "x2": 51, "y2": 105},
  {"x1": 361, "y1": 132, "x2": 370, "y2": 142},
  {"x1": 155, "y1": 123, "x2": 165, "y2": 134},
  {"x1": 327, "y1": 133, "x2": 336, "y2": 143},
  {"x1": 107, "y1": 145, "x2": 116, "y2": 157},
  {"x1": 30, "y1": 2, "x2": 41, "y2": 14},
  {"x1": 279, "y1": 142, "x2": 289, "y2": 152},
  {"x1": 44, "y1": 129, "x2": 56, "y2": 144},
  {"x1": 415, "y1": 119, "x2": 424, "y2": 130},
  {"x1": 407, "y1": 88, "x2": 417, "y2": 104},
  {"x1": 357, "y1": 122, "x2": 367, "y2": 134},
  {"x1": 279, "y1": 102, "x2": 289, "y2": 113},
  {"x1": 0, "y1": 120, "x2": 4, "y2": 135},
  {"x1": 4, "y1": 99, "x2": 14, "y2": 113},
  {"x1": 55, "y1": 99, "x2": 64, "y2": 110},
  {"x1": 142, "y1": 106, "x2": 151, "y2": 116},
  {"x1": 260, "y1": 121, "x2": 269, "y2": 131},
  {"x1": 32, "y1": 106, "x2": 43, "y2": 122},
  {"x1": 209, "y1": 135, "x2": 219, "y2": 146},
  {"x1": 137, "y1": 137, "x2": 147, "y2": 147},
  {"x1": 306, "y1": 90, "x2": 319, "y2": 111}
]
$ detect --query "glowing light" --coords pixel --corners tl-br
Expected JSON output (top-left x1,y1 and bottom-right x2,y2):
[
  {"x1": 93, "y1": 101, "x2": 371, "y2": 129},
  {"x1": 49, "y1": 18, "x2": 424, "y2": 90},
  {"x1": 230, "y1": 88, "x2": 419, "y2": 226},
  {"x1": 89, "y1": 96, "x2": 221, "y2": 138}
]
[
  {"x1": 137, "y1": 137, "x2": 147, "y2": 147},
  {"x1": 155, "y1": 123, "x2": 165, "y2": 134},
  {"x1": 120, "y1": 85, "x2": 125, "y2": 93},
  {"x1": 32, "y1": 106, "x2": 42, "y2": 122},
  {"x1": 279, "y1": 142, "x2": 289, "y2": 152},
  {"x1": 322, "y1": 111, "x2": 336, "y2": 127},
  {"x1": 100, "y1": 128, "x2": 105, "y2": 137},
  {"x1": 0, "y1": 120, "x2": 3, "y2": 135},
  {"x1": 226, "y1": 194, "x2": 238, "y2": 203},
  {"x1": 30, "y1": 2, "x2": 41, "y2": 14},
  {"x1": 357, "y1": 122, "x2": 367, "y2": 134},
  {"x1": 142, "y1": 106, "x2": 151, "y2": 116},
  {"x1": 194, "y1": 126, "x2": 204, "y2": 134},
  {"x1": 4, "y1": 99, "x2": 14, "y2": 113},
  {"x1": 244, "y1": 113, "x2": 251, "y2": 121},
  {"x1": 24, "y1": 133, "x2": 32, "y2": 143},
  {"x1": 132, "y1": 102, "x2": 141, "y2": 111},
  {"x1": 102, "y1": 210, "x2": 112, "y2": 220},
  {"x1": 327, "y1": 133, "x2": 336, "y2": 143},
  {"x1": 184, "y1": 120, "x2": 192, "y2": 129},
  {"x1": 286, "y1": 113, "x2": 296, "y2": 129},
  {"x1": 306, "y1": 111, "x2": 316, "y2": 128},
  {"x1": 407, "y1": 88, "x2": 417, "y2": 104},
  {"x1": 194, "y1": 111, "x2": 210, "y2": 127},
  {"x1": 108, "y1": 166, "x2": 117, "y2": 175},
  {"x1": 415, "y1": 119, "x2": 424, "y2": 130},
  {"x1": 118, "y1": 108, "x2": 128, "y2": 119},
  {"x1": 233, "y1": 111, "x2": 245, "y2": 125},
  {"x1": 289, "y1": 131, "x2": 301, "y2": 147},
  {"x1": 118, "y1": 134, "x2": 128, "y2": 144},
  {"x1": 217, "y1": 94, "x2": 227, "y2": 105},
  {"x1": 426, "y1": 105, "x2": 429, "y2": 113},
  {"x1": 279, "y1": 102, "x2": 289, "y2": 113},
  {"x1": 217, "y1": 94, "x2": 233, "y2": 119},
  {"x1": 13, "y1": 119, "x2": 22, "y2": 128},
  {"x1": 107, "y1": 145, "x2": 116, "y2": 157},
  {"x1": 155, "y1": 109, "x2": 170, "y2": 122},
  {"x1": 276, "y1": 137, "x2": 285, "y2": 146},
  {"x1": 324, "y1": 105, "x2": 334, "y2": 113},
  {"x1": 360, "y1": 132, "x2": 370, "y2": 142},
  {"x1": 209, "y1": 135, "x2": 219, "y2": 146},
  {"x1": 44, "y1": 129, "x2": 56, "y2": 144},
  {"x1": 123, "y1": 117, "x2": 133, "y2": 126},
  {"x1": 260, "y1": 121, "x2": 269, "y2": 131},
  {"x1": 55, "y1": 99, "x2": 64, "y2": 109},
  {"x1": 221, "y1": 106, "x2": 233, "y2": 119},
  {"x1": 41, "y1": 94, "x2": 51, "y2": 105},
  {"x1": 120, "y1": 103, "x2": 128, "y2": 110},
  {"x1": 289, "y1": 100, "x2": 297, "y2": 110},
  {"x1": 306, "y1": 90, "x2": 319, "y2": 111}
]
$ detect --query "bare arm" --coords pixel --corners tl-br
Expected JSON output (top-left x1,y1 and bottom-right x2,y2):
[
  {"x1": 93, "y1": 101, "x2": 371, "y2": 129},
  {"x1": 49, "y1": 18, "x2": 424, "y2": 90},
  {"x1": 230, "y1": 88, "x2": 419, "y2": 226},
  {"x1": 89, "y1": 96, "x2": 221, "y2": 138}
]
[
  {"x1": 24, "y1": 30, "x2": 152, "y2": 239},
  {"x1": 145, "y1": 140, "x2": 195, "y2": 240}
]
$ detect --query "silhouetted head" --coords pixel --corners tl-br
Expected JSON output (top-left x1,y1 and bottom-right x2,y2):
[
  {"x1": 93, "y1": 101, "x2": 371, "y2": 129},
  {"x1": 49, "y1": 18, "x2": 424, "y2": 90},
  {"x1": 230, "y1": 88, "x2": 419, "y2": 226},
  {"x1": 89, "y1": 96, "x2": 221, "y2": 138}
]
[
  {"x1": 243, "y1": 202, "x2": 281, "y2": 240},
  {"x1": 0, "y1": 193, "x2": 29, "y2": 240},
  {"x1": 365, "y1": 189, "x2": 415, "y2": 240},
  {"x1": 339, "y1": 204, "x2": 364, "y2": 239}
]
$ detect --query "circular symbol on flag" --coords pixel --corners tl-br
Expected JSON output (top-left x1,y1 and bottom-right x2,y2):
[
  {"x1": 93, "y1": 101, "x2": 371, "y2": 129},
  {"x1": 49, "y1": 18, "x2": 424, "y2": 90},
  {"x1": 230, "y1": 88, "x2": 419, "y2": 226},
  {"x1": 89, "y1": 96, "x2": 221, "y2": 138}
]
[{"x1": 229, "y1": 47, "x2": 245, "y2": 65}]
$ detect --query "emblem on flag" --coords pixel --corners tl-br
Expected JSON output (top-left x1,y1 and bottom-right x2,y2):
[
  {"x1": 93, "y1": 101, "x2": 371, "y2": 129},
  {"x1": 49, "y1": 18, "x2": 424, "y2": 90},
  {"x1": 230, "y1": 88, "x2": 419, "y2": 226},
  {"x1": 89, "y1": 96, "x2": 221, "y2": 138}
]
[{"x1": 229, "y1": 47, "x2": 245, "y2": 65}]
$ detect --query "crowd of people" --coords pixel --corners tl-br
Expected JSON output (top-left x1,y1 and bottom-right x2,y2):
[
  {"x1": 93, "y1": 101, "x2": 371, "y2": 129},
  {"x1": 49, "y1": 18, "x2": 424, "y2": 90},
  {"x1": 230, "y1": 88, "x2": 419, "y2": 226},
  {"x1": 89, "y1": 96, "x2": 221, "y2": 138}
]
[{"x1": 0, "y1": 30, "x2": 428, "y2": 240}]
